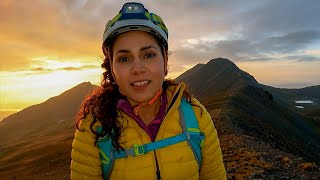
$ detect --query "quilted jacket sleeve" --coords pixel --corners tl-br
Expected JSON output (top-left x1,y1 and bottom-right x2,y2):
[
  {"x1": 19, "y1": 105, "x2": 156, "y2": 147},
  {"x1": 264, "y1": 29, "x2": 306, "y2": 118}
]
[
  {"x1": 193, "y1": 99, "x2": 226, "y2": 180},
  {"x1": 70, "y1": 114, "x2": 103, "y2": 180}
]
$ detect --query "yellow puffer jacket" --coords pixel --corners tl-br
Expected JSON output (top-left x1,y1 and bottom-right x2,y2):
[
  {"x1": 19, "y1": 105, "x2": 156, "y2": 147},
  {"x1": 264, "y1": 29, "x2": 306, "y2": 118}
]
[{"x1": 71, "y1": 83, "x2": 226, "y2": 179}]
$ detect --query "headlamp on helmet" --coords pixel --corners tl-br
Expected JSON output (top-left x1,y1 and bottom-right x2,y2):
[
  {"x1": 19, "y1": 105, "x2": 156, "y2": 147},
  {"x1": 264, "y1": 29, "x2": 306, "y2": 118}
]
[
  {"x1": 122, "y1": 2, "x2": 145, "y2": 14},
  {"x1": 102, "y1": 2, "x2": 168, "y2": 52}
]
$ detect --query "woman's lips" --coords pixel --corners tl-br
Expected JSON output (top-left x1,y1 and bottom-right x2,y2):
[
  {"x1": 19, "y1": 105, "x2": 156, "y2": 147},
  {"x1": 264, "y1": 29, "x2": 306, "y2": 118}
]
[
  {"x1": 130, "y1": 80, "x2": 150, "y2": 86},
  {"x1": 130, "y1": 80, "x2": 151, "y2": 90}
]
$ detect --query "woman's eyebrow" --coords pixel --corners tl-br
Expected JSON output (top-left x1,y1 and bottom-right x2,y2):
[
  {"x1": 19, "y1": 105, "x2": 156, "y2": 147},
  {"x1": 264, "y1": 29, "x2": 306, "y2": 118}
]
[
  {"x1": 115, "y1": 49, "x2": 129, "y2": 55},
  {"x1": 140, "y1": 45, "x2": 157, "y2": 51},
  {"x1": 115, "y1": 45, "x2": 158, "y2": 55}
]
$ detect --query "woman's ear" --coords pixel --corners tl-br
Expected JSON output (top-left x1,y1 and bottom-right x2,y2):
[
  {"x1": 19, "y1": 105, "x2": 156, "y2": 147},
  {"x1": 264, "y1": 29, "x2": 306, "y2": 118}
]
[{"x1": 164, "y1": 49, "x2": 169, "y2": 76}]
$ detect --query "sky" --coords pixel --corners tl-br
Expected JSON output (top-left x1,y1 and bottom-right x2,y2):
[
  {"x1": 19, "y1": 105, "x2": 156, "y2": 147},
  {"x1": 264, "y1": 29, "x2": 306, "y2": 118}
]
[{"x1": 1, "y1": 0, "x2": 320, "y2": 120}]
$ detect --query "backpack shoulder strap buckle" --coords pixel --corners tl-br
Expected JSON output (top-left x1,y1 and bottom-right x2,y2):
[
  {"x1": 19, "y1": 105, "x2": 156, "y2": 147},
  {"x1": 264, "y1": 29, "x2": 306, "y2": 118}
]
[{"x1": 125, "y1": 144, "x2": 145, "y2": 157}]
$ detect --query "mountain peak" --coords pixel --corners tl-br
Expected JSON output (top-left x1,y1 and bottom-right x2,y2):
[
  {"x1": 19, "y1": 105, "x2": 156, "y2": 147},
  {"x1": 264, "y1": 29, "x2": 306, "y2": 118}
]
[
  {"x1": 71, "y1": 81, "x2": 93, "y2": 90},
  {"x1": 58, "y1": 82, "x2": 94, "y2": 97},
  {"x1": 176, "y1": 57, "x2": 258, "y2": 98},
  {"x1": 210, "y1": 57, "x2": 233, "y2": 63},
  {"x1": 207, "y1": 57, "x2": 238, "y2": 69}
]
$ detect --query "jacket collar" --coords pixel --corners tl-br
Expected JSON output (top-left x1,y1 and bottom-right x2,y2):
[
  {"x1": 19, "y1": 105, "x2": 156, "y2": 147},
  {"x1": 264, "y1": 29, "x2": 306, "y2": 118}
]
[{"x1": 165, "y1": 82, "x2": 186, "y2": 116}]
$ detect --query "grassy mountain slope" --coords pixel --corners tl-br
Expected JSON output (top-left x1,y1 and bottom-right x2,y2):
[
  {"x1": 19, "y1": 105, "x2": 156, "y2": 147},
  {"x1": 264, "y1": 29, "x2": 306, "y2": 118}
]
[
  {"x1": 0, "y1": 82, "x2": 95, "y2": 179},
  {"x1": 0, "y1": 82, "x2": 94, "y2": 146}
]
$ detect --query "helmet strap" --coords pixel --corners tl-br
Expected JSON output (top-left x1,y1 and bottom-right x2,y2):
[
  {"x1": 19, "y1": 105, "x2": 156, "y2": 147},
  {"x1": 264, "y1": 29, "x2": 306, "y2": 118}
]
[{"x1": 134, "y1": 88, "x2": 163, "y2": 116}]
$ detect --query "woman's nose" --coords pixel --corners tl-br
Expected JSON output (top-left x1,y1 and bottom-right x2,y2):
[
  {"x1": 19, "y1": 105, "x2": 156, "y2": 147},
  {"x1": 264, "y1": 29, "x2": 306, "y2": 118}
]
[{"x1": 130, "y1": 58, "x2": 146, "y2": 75}]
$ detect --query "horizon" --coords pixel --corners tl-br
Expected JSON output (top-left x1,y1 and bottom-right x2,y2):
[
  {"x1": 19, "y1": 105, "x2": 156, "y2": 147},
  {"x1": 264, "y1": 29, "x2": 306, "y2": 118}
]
[{"x1": 1, "y1": 0, "x2": 320, "y2": 120}]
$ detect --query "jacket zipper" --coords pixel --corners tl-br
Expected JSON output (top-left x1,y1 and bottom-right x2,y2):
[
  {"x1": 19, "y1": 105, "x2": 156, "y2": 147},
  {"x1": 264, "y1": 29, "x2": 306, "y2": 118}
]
[
  {"x1": 152, "y1": 86, "x2": 181, "y2": 180},
  {"x1": 154, "y1": 151, "x2": 162, "y2": 180}
]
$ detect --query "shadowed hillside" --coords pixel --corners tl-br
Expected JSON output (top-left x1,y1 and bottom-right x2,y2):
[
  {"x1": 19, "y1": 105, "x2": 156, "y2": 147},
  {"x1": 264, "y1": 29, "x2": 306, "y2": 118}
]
[
  {"x1": 261, "y1": 85, "x2": 320, "y2": 133},
  {"x1": 0, "y1": 82, "x2": 95, "y2": 145},
  {"x1": 225, "y1": 86, "x2": 320, "y2": 162},
  {"x1": 0, "y1": 82, "x2": 95, "y2": 179}
]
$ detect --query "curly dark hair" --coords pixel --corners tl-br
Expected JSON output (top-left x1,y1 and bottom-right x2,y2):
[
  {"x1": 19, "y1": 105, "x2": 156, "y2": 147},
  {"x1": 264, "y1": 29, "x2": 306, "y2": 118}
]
[{"x1": 75, "y1": 33, "x2": 194, "y2": 150}]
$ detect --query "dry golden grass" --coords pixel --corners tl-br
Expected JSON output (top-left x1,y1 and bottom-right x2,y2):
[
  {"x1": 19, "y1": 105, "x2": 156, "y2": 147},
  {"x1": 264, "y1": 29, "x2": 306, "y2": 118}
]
[
  {"x1": 220, "y1": 135, "x2": 273, "y2": 179},
  {"x1": 0, "y1": 129, "x2": 74, "y2": 179},
  {"x1": 298, "y1": 162, "x2": 317, "y2": 171},
  {"x1": 281, "y1": 156, "x2": 292, "y2": 166}
]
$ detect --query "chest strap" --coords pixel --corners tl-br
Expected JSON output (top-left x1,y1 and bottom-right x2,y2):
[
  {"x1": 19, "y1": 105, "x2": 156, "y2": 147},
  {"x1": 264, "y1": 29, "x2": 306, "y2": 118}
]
[{"x1": 112, "y1": 129, "x2": 204, "y2": 158}]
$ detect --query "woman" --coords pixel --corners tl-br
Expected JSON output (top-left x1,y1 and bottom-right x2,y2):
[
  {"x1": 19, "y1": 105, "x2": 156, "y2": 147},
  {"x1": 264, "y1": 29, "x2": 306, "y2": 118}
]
[{"x1": 71, "y1": 2, "x2": 226, "y2": 180}]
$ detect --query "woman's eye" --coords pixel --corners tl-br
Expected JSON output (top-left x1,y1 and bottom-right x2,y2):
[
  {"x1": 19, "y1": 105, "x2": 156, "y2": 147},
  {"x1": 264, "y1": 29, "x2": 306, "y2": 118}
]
[
  {"x1": 118, "y1": 57, "x2": 129, "y2": 62},
  {"x1": 144, "y1": 53, "x2": 156, "y2": 58}
]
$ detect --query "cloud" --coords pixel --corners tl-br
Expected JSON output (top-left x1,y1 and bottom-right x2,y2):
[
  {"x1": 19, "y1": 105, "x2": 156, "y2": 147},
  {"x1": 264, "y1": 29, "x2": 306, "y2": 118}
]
[
  {"x1": 284, "y1": 55, "x2": 320, "y2": 62},
  {"x1": 162, "y1": 0, "x2": 320, "y2": 64},
  {"x1": 169, "y1": 29, "x2": 320, "y2": 65},
  {"x1": 61, "y1": 65, "x2": 99, "y2": 71},
  {"x1": 0, "y1": 0, "x2": 104, "y2": 71},
  {"x1": 29, "y1": 65, "x2": 99, "y2": 72},
  {"x1": 0, "y1": 64, "x2": 100, "y2": 77},
  {"x1": 0, "y1": 56, "x2": 101, "y2": 76},
  {"x1": 234, "y1": 0, "x2": 320, "y2": 38},
  {"x1": 1, "y1": 0, "x2": 320, "y2": 73},
  {"x1": 261, "y1": 30, "x2": 320, "y2": 53}
]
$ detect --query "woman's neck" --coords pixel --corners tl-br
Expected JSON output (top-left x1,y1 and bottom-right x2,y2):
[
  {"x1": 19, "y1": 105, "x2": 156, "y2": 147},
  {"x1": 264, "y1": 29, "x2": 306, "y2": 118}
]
[{"x1": 129, "y1": 97, "x2": 161, "y2": 125}]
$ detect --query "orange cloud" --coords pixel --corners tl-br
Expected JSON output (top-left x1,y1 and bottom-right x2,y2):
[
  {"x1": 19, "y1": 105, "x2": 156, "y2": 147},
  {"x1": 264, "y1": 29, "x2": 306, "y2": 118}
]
[{"x1": 0, "y1": 1, "x2": 104, "y2": 71}]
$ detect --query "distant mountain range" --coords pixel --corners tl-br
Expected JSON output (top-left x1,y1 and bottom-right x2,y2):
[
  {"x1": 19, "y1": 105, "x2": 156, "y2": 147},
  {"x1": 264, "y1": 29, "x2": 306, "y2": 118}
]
[{"x1": 1, "y1": 58, "x2": 319, "y2": 179}]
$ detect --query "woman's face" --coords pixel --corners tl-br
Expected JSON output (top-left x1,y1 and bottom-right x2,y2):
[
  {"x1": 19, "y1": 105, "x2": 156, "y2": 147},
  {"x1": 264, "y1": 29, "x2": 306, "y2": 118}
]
[{"x1": 111, "y1": 31, "x2": 167, "y2": 105}]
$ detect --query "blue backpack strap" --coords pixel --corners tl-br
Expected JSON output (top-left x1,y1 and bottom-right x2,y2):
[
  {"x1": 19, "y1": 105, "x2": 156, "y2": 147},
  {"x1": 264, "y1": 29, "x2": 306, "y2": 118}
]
[
  {"x1": 113, "y1": 132, "x2": 189, "y2": 158},
  {"x1": 97, "y1": 126, "x2": 115, "y2": 180},
  {"x1": 179, "y1": 98, "x2": 205, "y2": 169}
]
